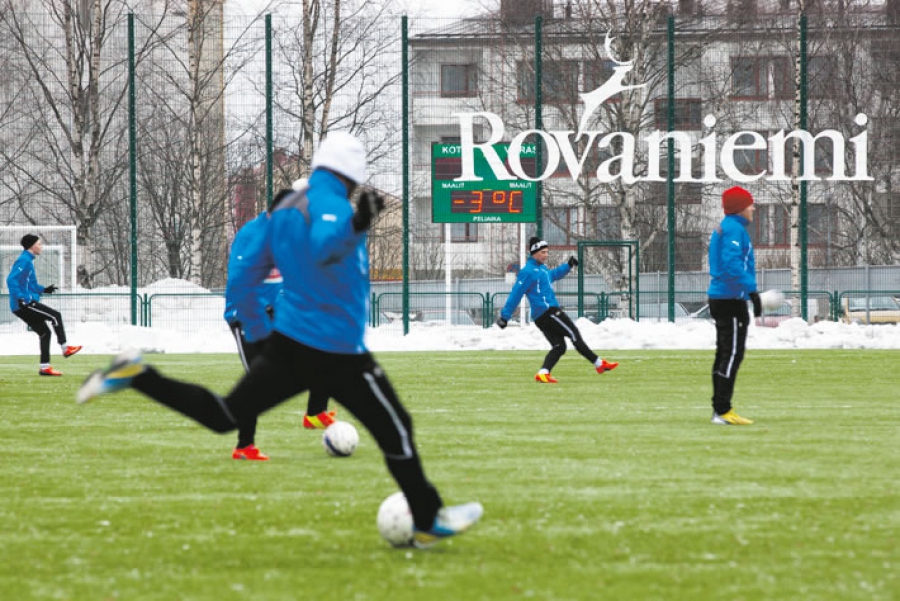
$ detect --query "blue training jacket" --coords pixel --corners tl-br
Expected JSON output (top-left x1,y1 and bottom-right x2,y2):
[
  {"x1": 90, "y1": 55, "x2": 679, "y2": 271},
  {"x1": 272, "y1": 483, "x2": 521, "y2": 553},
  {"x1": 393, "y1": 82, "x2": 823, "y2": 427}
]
[
  {"x1": 267, "y1": 169, "x2": 370, "y2": 354},
  {"x1": 6, "y1": 250, "x2": 46, "y2": 312},
  {"x1": 500, "y1": 256, "x2": 571, "y2": 321},
  {"x1": 707, "y1": 214, "x2": 758, "y2": 300},
  {"x1": 223, "y1": 212, "x2": 282, "y2": 343}
]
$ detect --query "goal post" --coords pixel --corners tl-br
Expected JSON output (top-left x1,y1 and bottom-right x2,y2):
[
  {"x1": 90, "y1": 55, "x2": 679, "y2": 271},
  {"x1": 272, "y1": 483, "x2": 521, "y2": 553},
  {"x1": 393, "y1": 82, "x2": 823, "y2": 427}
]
[{"x1": 0, "y1": 226, "x2": 77, "y2": 291}]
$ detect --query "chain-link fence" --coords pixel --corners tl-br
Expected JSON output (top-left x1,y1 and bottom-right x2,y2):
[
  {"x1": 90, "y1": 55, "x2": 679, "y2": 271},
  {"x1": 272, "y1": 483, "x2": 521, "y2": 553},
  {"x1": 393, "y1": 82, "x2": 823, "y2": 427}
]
[{"x1": 1, "y1": 1, "x2": 898, "y2": 334}]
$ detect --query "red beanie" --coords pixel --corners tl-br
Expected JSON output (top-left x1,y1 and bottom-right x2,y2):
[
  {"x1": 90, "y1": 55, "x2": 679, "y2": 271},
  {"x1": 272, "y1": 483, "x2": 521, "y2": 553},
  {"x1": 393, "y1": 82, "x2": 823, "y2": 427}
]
[{"x1": 722, "y1": 186, "x2": 754, "y2": 214}]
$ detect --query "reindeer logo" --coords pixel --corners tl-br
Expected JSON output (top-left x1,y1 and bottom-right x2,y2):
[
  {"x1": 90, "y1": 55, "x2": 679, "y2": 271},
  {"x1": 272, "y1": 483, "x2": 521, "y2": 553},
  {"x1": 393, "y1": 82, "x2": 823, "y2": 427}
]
[{"x1": 578, "y1": 32, "x2": 647, "y2": 136}]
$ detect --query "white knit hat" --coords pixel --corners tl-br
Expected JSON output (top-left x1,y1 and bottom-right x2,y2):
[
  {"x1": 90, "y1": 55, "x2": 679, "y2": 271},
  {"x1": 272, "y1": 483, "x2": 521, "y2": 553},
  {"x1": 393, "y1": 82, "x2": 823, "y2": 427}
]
[{"x1": 310, "y1": 132, "x2": 367, "y2": 184}]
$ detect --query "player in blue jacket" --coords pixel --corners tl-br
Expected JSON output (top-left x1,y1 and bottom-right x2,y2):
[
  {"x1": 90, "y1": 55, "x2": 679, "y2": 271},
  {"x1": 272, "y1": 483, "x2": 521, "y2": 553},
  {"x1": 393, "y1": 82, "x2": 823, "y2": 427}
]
[
  {"x1": 497, "y1": 237, "x2": 618, "y2": 383},
  {"x1": 6, "y1": 234, "x2": 81, "y2": 375},
  {"x1": 78, "y1": 132, "x2": 482, "y2": 548},
  {"x1": 707, "y1": 186, "x2": 759, "y2": 426},
  {"x1": 223, "y1": 185, "x2": 335, "y2": 461}
]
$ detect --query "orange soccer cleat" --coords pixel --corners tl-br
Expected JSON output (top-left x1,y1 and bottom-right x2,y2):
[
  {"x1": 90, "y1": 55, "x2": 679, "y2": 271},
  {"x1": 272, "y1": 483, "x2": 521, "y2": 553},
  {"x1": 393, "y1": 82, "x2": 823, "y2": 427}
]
[
  {"x1": 232, "y1": 444, "x2": 269, "y2": 461},
  {"x1": 534, "y1": 372, "x2": 559, "y2": 384},
  {"x1": 63, "y1": 345, "x2": 83, "y2": 358},
  {"x1": 596, "y1": 359, "x2": 619, "y2": 374},
  {"x1": 39, "y1": 366, "x2": 63, "y2": 376},
  {"x1": 303, "y1": 410, "x2": 337, "y2": 430}
]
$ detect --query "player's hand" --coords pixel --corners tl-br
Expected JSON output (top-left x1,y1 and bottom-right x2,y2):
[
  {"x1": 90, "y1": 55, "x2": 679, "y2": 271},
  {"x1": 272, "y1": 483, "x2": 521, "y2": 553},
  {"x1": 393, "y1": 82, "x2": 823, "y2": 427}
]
[
  {"x1": 352, "y1": 191, "x2": 386, "y2": 233},
  {"x1": 567, "y1": 256, "x2": 578, "y2": 268},
  {"x1": 496, "y1": 317, "x2": 508, "y2": 329},
  {"x1": 749, "y1": 292, "x2": 762, "y2": 318},
  {"x1": 17, "y1": 298, "x2": 27, "y2": 309},
  {"x1": 43, "y1": 284, "x2": 57, "y2": 294}
]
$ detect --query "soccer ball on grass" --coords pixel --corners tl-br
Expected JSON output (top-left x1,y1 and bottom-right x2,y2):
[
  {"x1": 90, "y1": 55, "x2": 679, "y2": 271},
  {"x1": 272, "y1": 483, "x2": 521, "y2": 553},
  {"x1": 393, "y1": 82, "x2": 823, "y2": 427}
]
[
  {"x1": 322, "y1": 421, "x2": 359, "y2": 457},
  {"x1": 377, "y1": 491, "x2": 414, "y2": 547}
]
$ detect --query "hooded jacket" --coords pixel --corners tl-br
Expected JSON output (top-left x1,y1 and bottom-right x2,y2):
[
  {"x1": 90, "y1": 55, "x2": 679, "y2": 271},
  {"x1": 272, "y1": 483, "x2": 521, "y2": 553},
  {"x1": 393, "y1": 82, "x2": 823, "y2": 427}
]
[
  {"x1": 267, "y1": 169, "x2": 369, "y2": 354},
  {"x1": 500, "y1": 256, "x2": 571, "y2": 321},
  {"x1": 707, "y1": 214, "x2": 758, "y2": 300},
  {"x1": 223, "y1": 212, "x2": 283, "y2": 343},
  {"x1": 6, "y1": 250, "x2": 46, "y2": 312}
]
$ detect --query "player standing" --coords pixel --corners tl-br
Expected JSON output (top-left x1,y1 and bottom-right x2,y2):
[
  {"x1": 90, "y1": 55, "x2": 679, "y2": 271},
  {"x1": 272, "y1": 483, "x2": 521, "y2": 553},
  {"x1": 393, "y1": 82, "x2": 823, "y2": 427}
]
[{"x1": 708, "y1": 186, "x2": 759, "y2": 426}]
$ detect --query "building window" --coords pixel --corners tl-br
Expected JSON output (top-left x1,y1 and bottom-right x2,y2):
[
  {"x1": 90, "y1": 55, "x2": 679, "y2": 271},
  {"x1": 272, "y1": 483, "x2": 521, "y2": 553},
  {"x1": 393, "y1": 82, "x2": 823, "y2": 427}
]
[
  {"x1": 517, "y1": 60, "x2": 579, "y2": 103},
  {"x1": 448, "y1": 222, "x2": 478, "y2": 243},
  {"x1": 731, "y1": 57, "x2": 765, "y2": 98},
  {"x1": 808, "y1": 203, "x2": 836, "y2": 247},
  {"x1": 545, "y1": 206, "x2": 580, "y2": 247},
  {"x1": 733, "y1": 132, "x2": 768, "y2": 176},
  {"x1": 731, "y1": 57, "x2": 792, "y2": 99},
  {"x1": 583, "y1": 59, "x2": 618, "y2": 98},
  {"x1": 654, "y1": 98, "x2": 702, "y2": 130},
  {"x1": 751, "y1": 204, "x2": 790, "y2": 247},
  {"x1": 441, "y1": 64, "x2": 477, "y2": 97},
  {"x1": 648, "y1": 182, "x2": 703, "y2": 205},
  {"x1": 590, "y1": 205, "x2": 620, "y2": 240},
  {"x1": 808, "y1": 56, "x2": 834, "y2": 99}
]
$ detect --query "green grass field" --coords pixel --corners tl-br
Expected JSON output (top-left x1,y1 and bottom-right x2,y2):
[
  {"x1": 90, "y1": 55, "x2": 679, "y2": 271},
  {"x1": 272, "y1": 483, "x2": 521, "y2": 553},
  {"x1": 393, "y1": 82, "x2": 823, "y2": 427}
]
[{"x1": 1, "y1": 350, "x2": 897, "y2": 601}]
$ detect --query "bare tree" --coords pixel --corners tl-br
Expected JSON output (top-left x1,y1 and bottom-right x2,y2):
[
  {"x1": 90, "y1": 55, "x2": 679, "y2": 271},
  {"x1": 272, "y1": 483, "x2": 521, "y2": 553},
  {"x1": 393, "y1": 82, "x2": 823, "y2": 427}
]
[{"x1": 268, "y1": 0, "x2": 403, "y2": 192}]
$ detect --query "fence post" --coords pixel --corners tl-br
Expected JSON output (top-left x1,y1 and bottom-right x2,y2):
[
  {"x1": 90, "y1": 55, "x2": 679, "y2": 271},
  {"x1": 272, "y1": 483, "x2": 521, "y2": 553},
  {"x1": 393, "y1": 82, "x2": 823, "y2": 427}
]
[
  {"x1": 128, "y1": 13, "x2": 138, "y2": 326},
  {"x1": 401, "y1": 16, "x2": 410, "y2": 336},
  {"x1": 666, "y1": 15, "x2": 676, "y2": 323}
]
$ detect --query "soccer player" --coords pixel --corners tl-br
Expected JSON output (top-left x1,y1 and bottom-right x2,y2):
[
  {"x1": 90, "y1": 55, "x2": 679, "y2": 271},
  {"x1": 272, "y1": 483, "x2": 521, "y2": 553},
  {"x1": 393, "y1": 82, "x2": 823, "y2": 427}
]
[
  {"x1": 6, "y1": 234, "x2": 81, "y2": 376},
  {"x1": 496, "y1": 237, "x2": 618, "y2": 383},
  {"x1": 78, "y1": 132, "x2": 482, "y2": 548},
  {"x1": 707, "y1": 186, "x2": 759, "y2": 426},
  {"x1": 224, "y1": 183, "x2": 336, "y2": 461}
]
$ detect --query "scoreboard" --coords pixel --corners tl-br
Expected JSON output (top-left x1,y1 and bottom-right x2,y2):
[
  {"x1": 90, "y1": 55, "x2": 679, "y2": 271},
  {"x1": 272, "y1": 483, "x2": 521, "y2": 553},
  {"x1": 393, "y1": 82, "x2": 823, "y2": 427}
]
[{"x1": 431, "y1": 143, "x2": 537, "y2": 224}]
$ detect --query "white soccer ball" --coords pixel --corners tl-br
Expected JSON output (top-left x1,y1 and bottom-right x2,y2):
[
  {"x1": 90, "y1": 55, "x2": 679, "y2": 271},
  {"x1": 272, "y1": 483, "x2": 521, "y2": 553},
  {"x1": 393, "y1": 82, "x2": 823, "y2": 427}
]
[
  {"x1": 759, "y1": 289, "x2": 785, "y2": 311},
  {"x1": 377, "y1": 491, "x2": 414, "y2": 547},
  {"x1": 322, "y1": 421, "x2": 359, "y2": 457}
]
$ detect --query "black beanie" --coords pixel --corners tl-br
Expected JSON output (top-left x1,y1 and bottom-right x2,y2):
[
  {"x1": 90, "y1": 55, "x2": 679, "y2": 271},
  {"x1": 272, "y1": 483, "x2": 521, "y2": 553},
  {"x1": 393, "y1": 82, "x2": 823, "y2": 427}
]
[
  {"x1": 21, "y1": 234, "x2": 39, "y2": 250},
  {"x1": 529, "y1": 237, "x2": 549, "y2": 255}
]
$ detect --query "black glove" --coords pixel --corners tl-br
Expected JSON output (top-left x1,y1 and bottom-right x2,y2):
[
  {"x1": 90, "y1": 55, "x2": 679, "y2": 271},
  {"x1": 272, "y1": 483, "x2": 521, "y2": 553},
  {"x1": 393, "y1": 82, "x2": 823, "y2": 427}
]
[
  {"x1": 567, "y1": 256, "x2": 578, "y2": 268},
  {"x1": 749, "y1": 292, "x2": 762, "y2": 318},
  {"x1": 496, "y1": 317, "x2": 508, "y2": 329},
  {"x1": 17, "y1": 299, "x2": 27, "y2": 309},
  {"x1": 351, "y1": 191, "x2": 386, "y2": 233},
  {"x1": 43, "y1": 284, "x2": 57, "y2": 294}
]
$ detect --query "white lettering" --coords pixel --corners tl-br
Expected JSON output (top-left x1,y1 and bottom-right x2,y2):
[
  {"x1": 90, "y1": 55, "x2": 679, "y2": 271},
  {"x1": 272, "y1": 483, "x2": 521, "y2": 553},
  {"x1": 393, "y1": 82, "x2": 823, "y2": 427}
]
[
  {"x1": 509, "y1": 130, "x2": 559, "y2": 181},
  {"x1": 451, "y1": 111, "x2": 871, "y2": 184},
  {"x1": 597, "y1": 133, "x2": 637, "y2": 184},
  {"x1": 453, "y1": 112, "x2": 512, "y2": 182},
  {"x1": 721, "y1": 131, "x2": 767, "y2": 183}
]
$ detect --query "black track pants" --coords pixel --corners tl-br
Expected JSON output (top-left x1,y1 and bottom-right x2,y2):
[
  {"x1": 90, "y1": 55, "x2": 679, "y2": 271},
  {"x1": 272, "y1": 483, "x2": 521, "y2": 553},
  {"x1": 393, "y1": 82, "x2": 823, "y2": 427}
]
[
  {"x1": 709, "y1": 299, "x2": 750, "y2": 415},
  {"x1": 13, "y1": 302, "x2": 67, "y2": 364},
  {"x1": 132, "y1": 332, "x2": 443, "y2": 530},
  {"x1": 535, "y1": 307, "x2": 598, "y2": 372}
]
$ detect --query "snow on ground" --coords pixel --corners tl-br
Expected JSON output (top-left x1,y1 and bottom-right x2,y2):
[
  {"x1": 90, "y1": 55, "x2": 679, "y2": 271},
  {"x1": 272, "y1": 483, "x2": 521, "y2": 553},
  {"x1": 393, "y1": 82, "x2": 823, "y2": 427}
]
[{"x1": 2, "y1": 277, "x2": 898, "y2": 355}]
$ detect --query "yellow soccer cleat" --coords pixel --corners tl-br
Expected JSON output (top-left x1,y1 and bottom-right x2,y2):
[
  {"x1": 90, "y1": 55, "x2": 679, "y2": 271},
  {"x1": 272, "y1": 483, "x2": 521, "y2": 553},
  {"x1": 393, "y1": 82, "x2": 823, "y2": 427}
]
[{"x1": 711, "y1": 410, "x2": 754, "y2": 425}]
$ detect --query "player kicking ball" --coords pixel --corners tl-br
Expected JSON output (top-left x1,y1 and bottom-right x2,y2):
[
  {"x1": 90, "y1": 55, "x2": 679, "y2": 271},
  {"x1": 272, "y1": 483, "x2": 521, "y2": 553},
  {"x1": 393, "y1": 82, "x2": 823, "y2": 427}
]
[{"x1": 496, "y1": 237, "x2": 618, "y2": 383}]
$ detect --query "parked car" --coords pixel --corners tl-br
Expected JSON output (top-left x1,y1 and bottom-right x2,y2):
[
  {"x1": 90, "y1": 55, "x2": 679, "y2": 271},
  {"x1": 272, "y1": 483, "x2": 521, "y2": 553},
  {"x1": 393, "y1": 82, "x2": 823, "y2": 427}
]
[
  {"x1": 841, "y1": 295, "x2": 900, "y2": 325},
  {"x1": 691, "y1": 298, "x2": 816, "y2": 327},
  {"x1": 632, "y1": 302, "x2": 692, "y2": 323},
  {"x1": 413, "y1": 309, "x2": 478, "y2": 326}
]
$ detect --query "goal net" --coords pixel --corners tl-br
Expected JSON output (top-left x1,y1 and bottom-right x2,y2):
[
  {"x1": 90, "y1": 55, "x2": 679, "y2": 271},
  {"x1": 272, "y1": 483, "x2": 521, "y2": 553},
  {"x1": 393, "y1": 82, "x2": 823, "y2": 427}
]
[{"x1": 0, "y1": 226, "x2": 76, "y2": 293}]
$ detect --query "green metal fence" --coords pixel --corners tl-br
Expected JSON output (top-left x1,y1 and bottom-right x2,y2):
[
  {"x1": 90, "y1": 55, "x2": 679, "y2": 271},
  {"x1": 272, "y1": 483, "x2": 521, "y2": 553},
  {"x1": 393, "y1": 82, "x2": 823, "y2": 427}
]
[{"x1": 1, "y1": 3, "x2": 898, "y2": 332}]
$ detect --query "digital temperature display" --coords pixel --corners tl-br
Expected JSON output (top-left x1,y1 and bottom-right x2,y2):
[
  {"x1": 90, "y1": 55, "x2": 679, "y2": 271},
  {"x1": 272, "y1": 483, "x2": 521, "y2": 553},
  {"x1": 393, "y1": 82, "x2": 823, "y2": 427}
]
[
  {"x1": 451, "y1": 190, "x2": 523, "y2": 214},
  {"x1": 431, "y1": 143, "x2": 537, "y2": 223}
]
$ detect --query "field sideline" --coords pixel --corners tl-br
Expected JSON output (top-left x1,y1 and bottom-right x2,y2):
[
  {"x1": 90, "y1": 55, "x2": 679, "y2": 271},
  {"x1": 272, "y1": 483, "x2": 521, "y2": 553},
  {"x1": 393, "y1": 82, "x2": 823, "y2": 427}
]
[{"x1": 1, "y1": 350, "x2": 897, "y2": 601}]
